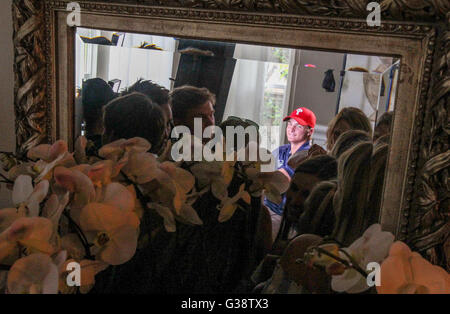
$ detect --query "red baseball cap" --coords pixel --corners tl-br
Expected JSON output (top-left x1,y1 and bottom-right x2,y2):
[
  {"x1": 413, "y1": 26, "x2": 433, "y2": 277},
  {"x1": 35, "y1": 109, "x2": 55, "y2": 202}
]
[{"x1": 283, "y1": 107, "x2": 316, "y2": 129}]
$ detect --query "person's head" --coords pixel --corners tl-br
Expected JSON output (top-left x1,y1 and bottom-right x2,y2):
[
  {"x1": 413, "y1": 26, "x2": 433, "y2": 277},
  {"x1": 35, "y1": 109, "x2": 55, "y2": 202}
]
[
  {"x1": 330, "y1": 129, "x2": 371, "y2": 160},
  {"x1": 332, "y1": 141, "x2": 373, "y2": 246},
  {"x1": 123, "y1": 79, "x2": 173, "y2": 147},
  {"x1": 284, "y1": 155, "x2": 337, "y2": 228},
  {"x1": 374, "y1": 111, "x2": 394, "y2": 142},
  {"x1": 283, "y1": 107, "x2": 316, "y2": 145},
  {"x1": 102, "y1": 92, "x2": 166, "y2": 154},
  {"x1": 170, "y1": 85, "x2": 216, "y2": 133},
  {"x1": 298, "y1": 180, "x2": 338, "y2": 238},
  {"x1": 219, "y1": 116, "x2": 260, "y2": 152},
  {"x1": 326, "y1": 107, "x2": 372, "y2": 151},
  {"x1": 82, "y1": 78, "x2": 118, "y2": 135}
]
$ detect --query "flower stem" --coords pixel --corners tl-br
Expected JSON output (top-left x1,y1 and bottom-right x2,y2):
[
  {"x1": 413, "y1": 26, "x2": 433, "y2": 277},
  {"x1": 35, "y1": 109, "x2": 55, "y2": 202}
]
[
  {"x1": 302, "y1": 246, "x2": 368, "y2": 279},
  {"x1": 338, "y1": 249, "x2": 368, "y2": 278},
  {"x1": 63, "y1": 211, "x2": 94, "y2": 260}
]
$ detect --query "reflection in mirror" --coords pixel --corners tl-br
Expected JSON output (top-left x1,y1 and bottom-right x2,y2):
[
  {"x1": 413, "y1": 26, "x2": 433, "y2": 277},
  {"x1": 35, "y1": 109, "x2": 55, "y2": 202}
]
[
  {"x1": 75, "y1": 28, "x2": 399, "y2": 154},
  {"x1": 72, "y1": 27, "x2": 405, "y2": 294}
]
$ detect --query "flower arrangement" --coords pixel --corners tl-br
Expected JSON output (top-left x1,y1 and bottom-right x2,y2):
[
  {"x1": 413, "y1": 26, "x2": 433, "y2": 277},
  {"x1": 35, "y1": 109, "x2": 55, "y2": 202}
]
[
  {"x1": 301, "y1": 224, "x2": 450, "y2": 294},
  {"x1": 0, "y1": 137, "x2": 289, "y2": 294}
]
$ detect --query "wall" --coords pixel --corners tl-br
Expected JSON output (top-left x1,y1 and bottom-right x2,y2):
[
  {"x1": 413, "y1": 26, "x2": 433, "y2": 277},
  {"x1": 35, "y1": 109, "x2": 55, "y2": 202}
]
[{"x1": 0, "y1": 0, "x2": 15, "y2": 208}]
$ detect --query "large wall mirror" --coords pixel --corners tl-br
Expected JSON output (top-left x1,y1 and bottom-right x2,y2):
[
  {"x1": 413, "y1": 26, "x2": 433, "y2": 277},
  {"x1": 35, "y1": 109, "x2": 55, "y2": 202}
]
[
  {"x1": 11, "y1": 0, "x2": 448, "y2": 272},
  {"x1": 50, "y1": 5, "x2": 429, "y2": 240},
  {"x1": 74, "y1": 27, "x2": 400, "y2": 152}
]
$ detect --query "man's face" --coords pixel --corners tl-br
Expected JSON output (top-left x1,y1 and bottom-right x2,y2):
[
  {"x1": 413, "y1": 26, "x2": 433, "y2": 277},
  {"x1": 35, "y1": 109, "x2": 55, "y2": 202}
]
[
  {"x1": 286, "y1": 119, "x2": 310, "y2": 144},
  {"x1": 184, "y1": 100, "x2": 215, "y2": 133},
  {"x1": 284, "y1": 172, "x2": 321, "y2": 223}
]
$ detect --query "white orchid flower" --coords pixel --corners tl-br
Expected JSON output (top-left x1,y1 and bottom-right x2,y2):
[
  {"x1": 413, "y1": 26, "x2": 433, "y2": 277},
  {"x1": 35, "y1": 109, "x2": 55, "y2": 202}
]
[
  {"x1": 12, "y1": 175, "x2": 49, "y2": 217},
  {"x1": 217, "y1": 184, "x2": 251, "y2": 223},
  {"x1": 331, "y1": 224, "x2": 394, "y2": 293},
  {"x1": 7, "y1": 253, "x2": 60, "y2": 294}
]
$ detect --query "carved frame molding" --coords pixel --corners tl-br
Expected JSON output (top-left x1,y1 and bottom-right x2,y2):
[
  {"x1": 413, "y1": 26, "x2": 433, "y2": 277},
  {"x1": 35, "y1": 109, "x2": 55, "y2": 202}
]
[{"x1": 12, "y1": 0, "x2": 449, "y2": 268}]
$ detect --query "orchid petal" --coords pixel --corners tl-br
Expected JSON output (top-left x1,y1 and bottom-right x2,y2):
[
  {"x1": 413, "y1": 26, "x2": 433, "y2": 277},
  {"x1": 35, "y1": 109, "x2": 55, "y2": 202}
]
[
  {"x1": 190, "y1": 162, "x2": 221, "y2": 188},
  {"x1": 377, "y1": 241, "x2": 450, "y2": 294},
  {"x1": 12, "y1": 175, "x2": 34, "y2": 206},
  {"x1": 408, "y1": 252, "x2": 450, "y2": 293},
  {"x1": 35, "y1": 152, "x2": 75, "y2": 183},
  {"x1": 98, "y1": 225, "x2": 138, "y2": 265},
  {"x1": 54, "y1": 167, "x2": 95, "y2": 210},
  {"x1": 331, "y1": 268, "x2": 364, "y2": 293},
  {"x1": 121, "y1": 152, "x2": 159, "y2": 184},
  {"x1": 176, "y1": 204, "x2": 203, "y2": 226},
  {"x1": 218, "y1": 202, "x2": 238, "y2": 223},
  {"x1": 0, "y1": 208, "x2": 26, "y2": 233},
  {"x1": 7, "y1": 253, "x2": 59, "y2": 294},
  {"x1": 98, "y1": 139, "x2": 126, "y2": 161},
  {"x1": 27, "y1": 145, "x2": 52, "y2": 161},
  {"x1": 7, "y1": 217, "x2": 54, "y2": 255},
  {"x1": 78, "y1": 260, "x2": 108, "y2": 287},
  {"x1": 79, "y1": 203, "x2": 128, "y2": 233},
  {"x1": 222, "y1": 161, "x2": 235, "y2": 185},
  {"x1": 53, "y1": 250, "x2": 67, "y2": 269},
  {"x1": 148, "y1": 203, "x2": 176, "y2": 232},
  {"x1": 102, "y1": 183, "x2": 135, "y2": 213},
  {"x1": 122, "y1": 137, "x2": 151, "y2": 153},
  {"x1": 27, "y1": 180, "x2": 50, "y2": 217},
  {"x1": 74, "y1": 136, "x2": 88, "y2": 164},
  {"x1": 172, "y1": 167, "x2": 195, "y2": 194},
  {"x1": 87, "y1": 160, "x2": 116, "y2": 187},
  {"x1": 49, "y1": 140, "x2": 69, "y2": 161},
  {"x1": 211, "y1": 179, "x2": 228, "y2": 201}
]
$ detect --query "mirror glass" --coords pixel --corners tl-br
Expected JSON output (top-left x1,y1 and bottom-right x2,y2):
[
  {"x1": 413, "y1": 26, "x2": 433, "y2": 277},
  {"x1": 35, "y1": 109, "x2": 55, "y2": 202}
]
[{"x1": 75, "y1": 27, "x2": 400, "y2": 152}]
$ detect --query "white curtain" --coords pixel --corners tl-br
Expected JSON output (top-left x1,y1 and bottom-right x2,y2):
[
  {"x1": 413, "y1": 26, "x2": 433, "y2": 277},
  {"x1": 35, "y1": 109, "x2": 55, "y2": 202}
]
[
  {"x1": 106, "y1": 34, "x2": 176, "y2": 90},
  {"x1": 222, "y1": 44, "x2": 294, "y2": 151},
  {"x1": 222, "y1": 58, "x2": 266, "y2": 123},
  {"x1": 222, "y1": 44, "x2": 274, "y2": 124}
]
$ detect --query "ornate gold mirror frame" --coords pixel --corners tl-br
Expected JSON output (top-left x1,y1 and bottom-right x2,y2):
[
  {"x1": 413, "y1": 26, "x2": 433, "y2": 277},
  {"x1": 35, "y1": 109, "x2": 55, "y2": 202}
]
[{"x1": 12, "y1": 0, "x2": 449, "y2": 267}]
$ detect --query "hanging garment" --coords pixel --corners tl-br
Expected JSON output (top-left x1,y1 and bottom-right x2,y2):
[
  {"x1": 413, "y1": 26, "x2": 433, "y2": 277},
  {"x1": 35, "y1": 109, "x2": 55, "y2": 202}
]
[{"x1": 322, "y1": 69, "x2": 336, "y2": 92}]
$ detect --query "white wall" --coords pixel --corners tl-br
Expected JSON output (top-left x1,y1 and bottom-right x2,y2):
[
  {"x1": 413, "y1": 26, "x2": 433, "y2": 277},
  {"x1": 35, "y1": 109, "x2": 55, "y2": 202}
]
[{"x1": 0, "y1": 0, "x2": 15, "y2": 208}]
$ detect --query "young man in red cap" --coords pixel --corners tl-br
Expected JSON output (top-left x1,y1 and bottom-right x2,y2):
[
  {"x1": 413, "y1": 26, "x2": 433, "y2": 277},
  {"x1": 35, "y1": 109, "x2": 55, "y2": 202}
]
[{"x1": 263, "y1": 107, "x2": 316, "y2": 240}]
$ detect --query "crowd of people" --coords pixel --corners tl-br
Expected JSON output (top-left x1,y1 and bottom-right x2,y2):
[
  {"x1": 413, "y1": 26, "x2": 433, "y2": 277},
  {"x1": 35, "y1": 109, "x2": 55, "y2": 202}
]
[{"x1": 80, "y1": 77, "x2": 394, "y2": 294}]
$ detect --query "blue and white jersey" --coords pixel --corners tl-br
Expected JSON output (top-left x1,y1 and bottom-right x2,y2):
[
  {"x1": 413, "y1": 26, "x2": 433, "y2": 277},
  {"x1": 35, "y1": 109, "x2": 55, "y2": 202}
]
[{"x1": 263, "y1": 142, "x2": 310, "y2": 216}]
